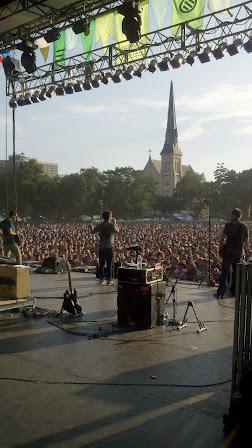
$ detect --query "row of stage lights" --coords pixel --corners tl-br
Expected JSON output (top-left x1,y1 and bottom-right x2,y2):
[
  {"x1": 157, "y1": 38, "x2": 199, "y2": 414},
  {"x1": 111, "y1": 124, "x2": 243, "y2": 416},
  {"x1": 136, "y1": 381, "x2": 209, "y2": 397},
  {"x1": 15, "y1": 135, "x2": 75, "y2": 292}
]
[{"x1": 9, "y1": 37, "x2": 252, "y2": 107}]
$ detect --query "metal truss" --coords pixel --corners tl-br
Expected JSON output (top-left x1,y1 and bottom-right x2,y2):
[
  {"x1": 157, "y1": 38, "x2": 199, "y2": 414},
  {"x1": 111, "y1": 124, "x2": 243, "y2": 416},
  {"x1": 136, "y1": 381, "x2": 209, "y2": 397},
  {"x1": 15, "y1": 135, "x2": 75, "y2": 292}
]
[
  {"x1": 6, "y1": 1, "x2": 252, "y2": 97},
  {"x1": 0, "y1": 0, "x2": 121, "y2": 51}
]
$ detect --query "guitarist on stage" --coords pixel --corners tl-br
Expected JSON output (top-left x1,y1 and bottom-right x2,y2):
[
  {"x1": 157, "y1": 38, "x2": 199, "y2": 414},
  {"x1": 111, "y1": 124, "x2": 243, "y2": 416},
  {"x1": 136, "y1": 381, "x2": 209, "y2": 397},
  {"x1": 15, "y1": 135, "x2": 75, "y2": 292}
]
[
  {"x1": 0, "y1": 210, "x2": 22, "y2": 264},
  {"x1": 215, "y1": 208, "x2": 250, "y2": 299}
]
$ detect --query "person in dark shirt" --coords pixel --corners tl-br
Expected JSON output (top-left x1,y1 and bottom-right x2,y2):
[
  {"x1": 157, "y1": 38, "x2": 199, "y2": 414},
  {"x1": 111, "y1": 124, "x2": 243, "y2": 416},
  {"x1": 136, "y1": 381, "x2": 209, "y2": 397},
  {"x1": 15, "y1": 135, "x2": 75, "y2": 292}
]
[
  {"x1": 92, "y1": 210, "x2": 119, "y2": 285},
  {"x1": 0, "y1": 210, "x2": 22, "y2": 264},
  {"x1": 215, "y1": 208, "x2": 250, "y2": 299}
]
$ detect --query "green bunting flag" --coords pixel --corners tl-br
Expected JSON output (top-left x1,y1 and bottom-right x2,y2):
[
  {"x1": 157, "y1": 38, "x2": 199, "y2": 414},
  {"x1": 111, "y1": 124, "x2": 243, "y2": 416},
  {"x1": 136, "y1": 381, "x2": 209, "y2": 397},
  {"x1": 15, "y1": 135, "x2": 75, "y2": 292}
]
[
  {"x1": 171, "y1": 0, "x2": 205, "y2": 36},
  {"x1": 151, "y1": 0, "x2": 169, "y2": 28},
  {"x1": 208, "y1": 0, "x2": 230, "y2": 12},
  {"x1": 80, "y1": 19, "x2": 95, "y2": 61},
  {"x1": 65, "y1": 28, "x2": 77, "y2": 51},
  {"x1": 53, "y1": 31, "x2": 65, "y2": 66}
]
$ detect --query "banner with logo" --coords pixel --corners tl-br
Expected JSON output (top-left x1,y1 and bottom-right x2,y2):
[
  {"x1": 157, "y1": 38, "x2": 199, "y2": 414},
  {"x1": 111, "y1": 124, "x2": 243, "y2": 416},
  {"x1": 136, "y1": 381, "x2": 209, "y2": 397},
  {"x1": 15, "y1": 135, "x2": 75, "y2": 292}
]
[{"x1": 171, "y1": 0, "x2": 205, "y2": 36}]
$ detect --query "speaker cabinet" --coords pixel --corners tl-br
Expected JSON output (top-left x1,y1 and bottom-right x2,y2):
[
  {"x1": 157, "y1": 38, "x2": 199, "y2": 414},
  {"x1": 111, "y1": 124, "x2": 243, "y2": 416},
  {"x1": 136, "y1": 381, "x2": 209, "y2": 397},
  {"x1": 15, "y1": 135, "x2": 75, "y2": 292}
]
[{"x1": 117, "y1": 281, "x2": 165, "y2": 329}]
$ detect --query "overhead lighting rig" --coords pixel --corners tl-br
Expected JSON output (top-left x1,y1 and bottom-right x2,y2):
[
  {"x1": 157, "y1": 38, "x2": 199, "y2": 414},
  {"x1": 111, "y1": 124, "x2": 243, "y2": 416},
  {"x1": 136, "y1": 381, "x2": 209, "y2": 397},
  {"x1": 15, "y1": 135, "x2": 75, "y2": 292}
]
[{"x1": 118, "y1": 0, "x2": 142, "y2": 43}]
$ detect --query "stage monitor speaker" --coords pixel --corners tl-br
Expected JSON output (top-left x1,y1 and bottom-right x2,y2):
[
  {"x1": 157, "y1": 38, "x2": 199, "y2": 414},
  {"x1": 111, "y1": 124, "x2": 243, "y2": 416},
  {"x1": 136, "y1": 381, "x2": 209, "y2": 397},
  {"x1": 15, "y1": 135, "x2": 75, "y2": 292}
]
[
  {"x1": 36, "y1": 257, "x2": 67, "y2": 274},
  {"x1": 0, "y1": 265, "x2": 30, "y2": 299},
  {"x1": 117, "y1": 281, "x2": 165, "y2": 329}
]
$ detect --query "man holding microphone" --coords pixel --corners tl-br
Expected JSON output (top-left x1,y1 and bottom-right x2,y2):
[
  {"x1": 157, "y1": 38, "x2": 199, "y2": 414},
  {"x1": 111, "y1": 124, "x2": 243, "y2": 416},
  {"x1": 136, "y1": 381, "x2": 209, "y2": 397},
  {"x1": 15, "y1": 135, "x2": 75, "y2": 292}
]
[{"x1": 91, "y1": 210, "x2": 119, "y2": 285}]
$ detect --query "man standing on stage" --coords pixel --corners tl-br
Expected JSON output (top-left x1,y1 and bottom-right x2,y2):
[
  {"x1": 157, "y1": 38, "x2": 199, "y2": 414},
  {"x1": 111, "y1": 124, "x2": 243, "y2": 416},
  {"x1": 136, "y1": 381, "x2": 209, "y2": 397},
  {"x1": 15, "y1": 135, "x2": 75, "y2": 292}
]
[
  {"x1": 91, "y1": 210, "x2": 119, "y2": 285},
  {"x1": 0, "y1": 210, "x2": 22, "y2": 264},
  {"x1": 215, "y1": 208, "x2": 250, "y2": 299}
]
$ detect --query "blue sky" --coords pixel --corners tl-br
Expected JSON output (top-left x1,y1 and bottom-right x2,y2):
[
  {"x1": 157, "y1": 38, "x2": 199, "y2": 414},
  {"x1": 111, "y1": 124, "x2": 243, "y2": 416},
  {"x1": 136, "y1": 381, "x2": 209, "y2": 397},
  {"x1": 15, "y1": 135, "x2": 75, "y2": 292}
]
[{"x1": 0, "y1": 7, "x2": 252, "y2": 181}]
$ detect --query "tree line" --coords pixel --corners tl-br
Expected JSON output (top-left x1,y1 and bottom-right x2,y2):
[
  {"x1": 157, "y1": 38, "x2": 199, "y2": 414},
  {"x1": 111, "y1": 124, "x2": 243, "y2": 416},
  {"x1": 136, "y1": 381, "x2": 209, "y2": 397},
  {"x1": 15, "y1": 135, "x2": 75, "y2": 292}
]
[{"x1": 0, "y1": 161, "x2": 251, "y2": 220}]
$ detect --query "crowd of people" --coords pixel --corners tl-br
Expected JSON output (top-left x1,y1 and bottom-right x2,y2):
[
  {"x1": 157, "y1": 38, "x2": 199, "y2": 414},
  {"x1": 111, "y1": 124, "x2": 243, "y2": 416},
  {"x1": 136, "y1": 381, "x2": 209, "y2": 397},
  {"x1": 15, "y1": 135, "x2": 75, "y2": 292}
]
[{"x1": 0, "y1": 219, "x2": 233, "y2": 283}]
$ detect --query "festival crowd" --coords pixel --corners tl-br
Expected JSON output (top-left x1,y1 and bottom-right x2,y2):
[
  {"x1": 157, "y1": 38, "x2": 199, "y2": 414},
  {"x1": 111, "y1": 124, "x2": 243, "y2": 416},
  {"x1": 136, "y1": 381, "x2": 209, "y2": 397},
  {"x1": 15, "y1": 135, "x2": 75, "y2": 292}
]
[{"x1": 0, "y1": 222, "x2": 237, "y2": 282}]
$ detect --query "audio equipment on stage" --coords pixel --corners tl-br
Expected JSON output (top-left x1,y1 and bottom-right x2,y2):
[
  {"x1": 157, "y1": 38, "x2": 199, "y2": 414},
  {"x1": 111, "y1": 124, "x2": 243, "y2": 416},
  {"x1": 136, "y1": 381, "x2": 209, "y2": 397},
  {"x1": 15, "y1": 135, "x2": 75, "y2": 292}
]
[
  {"x1": 35, "y1": 257, "x2": 67, "y2": 274},
  {"x1": 117, "y1": 281, "x2": 165, "y2": 329},
  {"x1": 0, "y1": 265, "x2": 30, "y2": 299},
  {"x1": 118, "y1": 266, "x2": 163, "y2": 284}
]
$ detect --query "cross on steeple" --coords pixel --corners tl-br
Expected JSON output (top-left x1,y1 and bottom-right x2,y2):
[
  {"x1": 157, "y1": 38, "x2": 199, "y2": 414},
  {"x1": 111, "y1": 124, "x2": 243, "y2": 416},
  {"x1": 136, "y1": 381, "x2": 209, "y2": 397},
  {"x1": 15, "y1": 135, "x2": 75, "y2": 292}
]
[{"x1": 148, "y1": 149, "x2": 152, "y2": 160}]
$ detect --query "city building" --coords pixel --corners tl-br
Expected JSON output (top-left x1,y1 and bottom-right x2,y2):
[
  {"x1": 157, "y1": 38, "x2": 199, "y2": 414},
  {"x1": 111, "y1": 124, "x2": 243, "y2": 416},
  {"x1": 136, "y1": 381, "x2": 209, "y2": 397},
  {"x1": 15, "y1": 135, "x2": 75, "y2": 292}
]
[
  {"x1": 0, "y1": 152, "x2": 58, "y2": 178},
  {"x1": 144, "y1": 81, "x2": 194, "y2": 197}
]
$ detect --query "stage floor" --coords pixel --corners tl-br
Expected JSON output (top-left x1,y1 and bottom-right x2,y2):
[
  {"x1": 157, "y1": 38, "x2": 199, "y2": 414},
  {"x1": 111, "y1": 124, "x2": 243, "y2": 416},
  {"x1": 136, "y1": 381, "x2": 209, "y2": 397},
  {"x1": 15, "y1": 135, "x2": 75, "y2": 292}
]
[{"x1": 0, "y1": 272, "x2": 234, "y2": 448}]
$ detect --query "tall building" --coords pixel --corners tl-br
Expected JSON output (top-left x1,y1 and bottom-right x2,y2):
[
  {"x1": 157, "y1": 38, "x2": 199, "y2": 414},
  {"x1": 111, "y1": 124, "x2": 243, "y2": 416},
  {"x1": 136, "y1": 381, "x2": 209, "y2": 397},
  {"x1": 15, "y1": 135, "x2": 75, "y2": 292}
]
[
  {"x1": 144, "y1": 81, "x2": 193, "y2": 197},
  {"x1": 0, "y1": 153, "x2": 58, "y2": 178}
]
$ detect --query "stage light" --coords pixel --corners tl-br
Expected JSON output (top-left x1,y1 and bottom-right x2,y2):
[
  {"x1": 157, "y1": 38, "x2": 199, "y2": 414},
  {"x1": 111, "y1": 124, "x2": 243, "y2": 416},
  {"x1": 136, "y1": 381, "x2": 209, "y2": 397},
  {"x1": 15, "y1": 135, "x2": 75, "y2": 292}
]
[
  {"x1": 38, "y1": 88, "x2": 47, "y2": 101},
  {"x1": 46, "y1": 86, "x2": 55, "y2": 98},
  {"x1": 212, "y1": 43, "x2": 227, "y2": 60},
  {"x1": 122, "y1": 65, "x2": 134, "y2": 80},
  {"x1": 9, "y1": 97, "x2": 17, "y2": 108},
  {"x1": 31, "y1": 90, "x2": 40, "y2": 103},
  {"x1": 16, "y1": 40, "x2": 37, "y2": 52},
  {"x1": 148, "y1": 59, "x2": 157, "y2": 73},
  {"x1": 186, "y1": 51, "x2": 197, "y2": 66},
  {"x1": 198, "y1": 47, "x2": 211, "y2": 63},
  {"x1": 64, "y1": 83, "x2": 74, "y2": 94},
  {"x1": 83, "y1": 78, "x2": 92, "y2": 90},
  {"x1": 73, "y1": 80, "x2": 83, "y2": 92},
  {"x1": 21, "y1": 49, "x2": 36, "y2": 73},
  {"x1": 170, "y1": 54, "x2": 184, "y2": 69},
  {"x1": 17, "y1": 95, "x2": 25, "y2": 106},
  {"x1": 243, "y1": 38, "x2": 252, "y2": 53},
  {"x1": 23, "y1": 92, "x2": 32, "y2": 105},
  {"x1": 2, "y1": 56, "x2": 21, "y2": 77},
  {"x1": 72, "y1": 18, "x2": 90, "y2": 35},
  {"x1": 55, "y1": 85, "x2": 64, "y2": 96},
  {"x1": 101, "y1": 74, "x2": 109, "y2": 85},
  {"x1": 133, "y1": 63, "x2": 146, "y2": 78},
  {"x1": 112, "y1": 69, "x2": 122, "y2": 83},
  {"x1": 158, "y1": 57, "x2": 169, "y2": 71},
  {"x1": 44, "y1": 28, "x2": 60, "y2": 43},
  {"x1": 118, "y1": 2, "x2": 142, "y2": 43},
  {"x1": 91, "y1": 75, "x2": 101, "y2": 88},
  {"x1": 227, "y1": 39, "x2": 242, "y2": 56}
]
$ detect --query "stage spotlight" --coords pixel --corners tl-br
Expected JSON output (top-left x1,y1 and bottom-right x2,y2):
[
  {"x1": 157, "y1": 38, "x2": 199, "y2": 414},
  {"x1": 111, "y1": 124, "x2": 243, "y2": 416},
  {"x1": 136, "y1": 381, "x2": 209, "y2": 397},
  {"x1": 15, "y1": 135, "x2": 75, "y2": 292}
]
[
  {"x1": 17, "y1": 95, "x2": 25, "y2": 106},
  {"x1": 55, "y1": 85, "x2": 64, "y2": 96},
  {"x1": 122, "y1": 65, "x2": 134, "y2": 80},
  {"x1": 9, "y1": 97, "x2": 17, "y2": 108},
  {"x1": 170, "y1": 54, "x2": 184, "y2": 69},
  {"x1": 91, "y1": 75, "x2": 101, "y2": 88},
  {"x1": 2, "y1": 56, "x2": 21, "y2": 77},
  {"x1": 72, "y1": 18, "x2": 90, "y2": 35},
  {"x1": 83, "y1": 78, "x2": 92, "y2": 90},
  {"x1": 31, "y1": 90, "x2": 40, "y2": 103},
  {"x1": 112, "y1": 69, "x2": 122, "y2": 83},
  {"x1": 118, "y1": 2, "x2": 142, "y2": 43},
  {"x1": 38, "y1": 88, "x2": 47, "y2": 101},
  {"x1": 73, "y1": 80, "x2": 83, "y2": 92},
  {"x1": 198, "y1": 47, "x2": 211, "y2": 63},
  {"x1": 101, "y1": 74, "x2": 109, "y2": 85},
  {"x1": 46, "y1": 86, "x2": 55, "y2": 98},
  {"x1": 212, "y1": 43, "x2": 227, "y2": 60},
  {"x1": 44, "y1": 28, "x2": 60, "y2": 43},
  {"x1": 158, "y1": 57, "x2": 169, "y2": 71},
  {"x1": 186, "y1": 51, "x2": 197, "y2": 66},
  {"x1": 134, "y1": 63, "x2": 146, "y2": 78},
  {"x1": 148, "y1": 59, "x2": 157, "y2": 73},
  {"x1": 243, "y1": 38, "x2": 252, "y2": 53},
  {"x1": 64, "y1": 83, "x2": 74, "y2": 94},
  {"x1": 23, "y1": 92, "x2": 32, "y2": 105},
  {"x1": 16, "y1": 40, "x2": 37, "y2": 52},
  {"x1": 21, "y1": 49, "x2": 36, "y2": 73},
  {"x1": 227, "y1": 39, "x2": 242, "y2": 56}
]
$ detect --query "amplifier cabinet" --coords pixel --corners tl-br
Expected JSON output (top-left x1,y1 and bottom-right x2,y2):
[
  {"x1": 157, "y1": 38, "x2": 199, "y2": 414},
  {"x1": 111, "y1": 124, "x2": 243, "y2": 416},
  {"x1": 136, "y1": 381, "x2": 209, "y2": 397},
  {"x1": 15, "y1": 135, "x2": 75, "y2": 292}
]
[
  {"x1": 0, "y1": 265, "x2": 30, "y2": 299},
  {"x1": 117, "y1": 281, "x2": 165, "y2": 329},
  {"x1": 118, "y1": 266, "x2": 163, "y2": 284}
]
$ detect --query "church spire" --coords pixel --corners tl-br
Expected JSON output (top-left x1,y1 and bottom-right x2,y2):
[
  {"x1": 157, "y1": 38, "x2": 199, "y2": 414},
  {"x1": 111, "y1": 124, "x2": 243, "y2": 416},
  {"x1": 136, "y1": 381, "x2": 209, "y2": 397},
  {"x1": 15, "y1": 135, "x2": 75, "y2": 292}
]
[{"x1": 161, "y1": 81, "x2": 181, "y2": 155}]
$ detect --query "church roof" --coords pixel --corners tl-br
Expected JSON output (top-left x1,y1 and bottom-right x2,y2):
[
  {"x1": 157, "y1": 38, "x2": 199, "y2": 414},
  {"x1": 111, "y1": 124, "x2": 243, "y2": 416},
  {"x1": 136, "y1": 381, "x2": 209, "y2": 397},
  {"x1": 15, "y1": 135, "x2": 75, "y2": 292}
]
[
  {"x1": 151, "y1": 159, "x2": 161, "y2": 173},
  {"x1": 181, "y1": 165, "x2": 193, "y2": 176},
  {"x1": 161, "y1": 81, "x2": 182, "y2": 156}
]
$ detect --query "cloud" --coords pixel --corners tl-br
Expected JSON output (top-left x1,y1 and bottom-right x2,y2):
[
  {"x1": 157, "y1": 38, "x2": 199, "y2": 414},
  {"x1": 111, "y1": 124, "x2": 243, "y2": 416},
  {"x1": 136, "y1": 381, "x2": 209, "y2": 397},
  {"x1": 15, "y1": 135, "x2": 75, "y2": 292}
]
[
  {"x1": 65, "y1": 104, "x2": 126, "y2": 114},
  {"x1": 180, "y1": 123, "x2": 205, "y2": 142},
  {"x1": 234, "y1": 124, "x2": 252, "y2": 135},
  {"x1": 125, "y1": 98, "x2": 167, "y2": 108}
]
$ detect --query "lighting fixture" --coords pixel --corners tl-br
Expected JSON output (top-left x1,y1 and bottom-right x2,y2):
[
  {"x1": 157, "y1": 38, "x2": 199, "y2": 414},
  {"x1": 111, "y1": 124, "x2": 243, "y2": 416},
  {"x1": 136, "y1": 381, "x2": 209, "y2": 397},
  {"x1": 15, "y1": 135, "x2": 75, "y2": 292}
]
[
  {"x1": 55, "y1": 85, "x2": 64, "y2": 96},
  {"x1": 112, "y1": 69, "x2": 122, "y2": 83},
  {"x1": 64, "y1": 83, "x2": 74, "y2": 94},
  {"x1": 23, "y1": 92, "x2": 32, "y2": 105},
  {"x1": 148, "y1": 59, "x2": 157, "y2": 73},
  {"x1": 73, "y1": 81, "x2": 83, "y2": 92},
  {"x1": 2, "y1": 56, "x2": 21, "y2": 77},
  {"x1": 9, "y1": 97, "x2": 17, "y2": 108},
  {"x1": 21, "y1": 49, "x2": 36, "y2": 73},
  {"x1": 83, "y1": 78, "x2": 92, "y2": 90},
  {"x1": 186, "y1": 51, "x2": 197, "y2": 66},
  {"x1": 122, "y1": 65, "x2": 134, "y2": 80},
  {"x1": 212, "y1": 43, "x2": 227, "y2": 60},
  {"x1": 31, "y1": 90, "x2": 40, "y2": 103},
  {"x1": 243, "y1": 38, "x2": 252, "y2": 53},
  {"x1": 91, "y1": 75, "x2": 101, "y2": 88},
  {"x1": 46, "y1": 86, "x2": 55, "y2": 98},
  {"x1": 198, "y1": 47, "x2": 211, "y2": 63},
  {"x1": 72, "y1": 18, "x2": 90, "y2": 35},
  {"x1": 16, "y1": 40, "x2": 37, "y2": 52},
  {"x1": 133, "y1": 63, "x2": 146, "y2": 78},
  {"x1": 227, "y1": 39, "x2": 242, "y2": 56},
  {"x1": 118, "y1": 2, "x2": 142, "y2": 43},
  {"x1": 170, "y1": 54, "x2": 184, "y2": 69},
  {"x1": 38, "y1": 88, "x2": 47, "y2": 101},
  {"x1": 158, "y1": 57, "x2": 169, "y2": 71},
  {"x1": 101, "y1": 75, "x2": 109, "y2": 85},
  {"x1": 44, "y1": 28, "x2": 61, "y2": 43},
  {"x1": 17, "y1": 95, "x2": 25, "y2": 106}
]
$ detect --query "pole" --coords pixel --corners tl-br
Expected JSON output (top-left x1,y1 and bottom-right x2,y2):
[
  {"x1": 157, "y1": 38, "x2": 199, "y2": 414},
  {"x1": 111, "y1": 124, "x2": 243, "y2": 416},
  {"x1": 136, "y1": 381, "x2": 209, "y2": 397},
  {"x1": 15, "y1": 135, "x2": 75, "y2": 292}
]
[
  {"x1": 208, "y1": 202, "x2": 211, "y2": 285},
  {"x1": 12, "y1": 107, "x2": 17, "y2": 212}
]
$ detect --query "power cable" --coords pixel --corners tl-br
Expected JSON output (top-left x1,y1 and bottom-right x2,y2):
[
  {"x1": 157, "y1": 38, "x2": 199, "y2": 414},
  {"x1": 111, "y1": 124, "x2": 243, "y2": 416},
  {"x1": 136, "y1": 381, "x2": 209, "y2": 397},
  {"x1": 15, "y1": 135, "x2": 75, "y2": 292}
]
[{"x1": 5, "y1": 88, "x2": 9, "y2": 211}]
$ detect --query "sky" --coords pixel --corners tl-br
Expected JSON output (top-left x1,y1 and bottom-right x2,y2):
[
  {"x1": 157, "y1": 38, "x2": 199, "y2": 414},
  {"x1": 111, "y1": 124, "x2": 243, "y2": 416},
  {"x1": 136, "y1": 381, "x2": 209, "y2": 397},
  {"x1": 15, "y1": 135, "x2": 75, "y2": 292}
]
[{"x1": 0, "y1": 8, "x2": 252, "y2": 181}]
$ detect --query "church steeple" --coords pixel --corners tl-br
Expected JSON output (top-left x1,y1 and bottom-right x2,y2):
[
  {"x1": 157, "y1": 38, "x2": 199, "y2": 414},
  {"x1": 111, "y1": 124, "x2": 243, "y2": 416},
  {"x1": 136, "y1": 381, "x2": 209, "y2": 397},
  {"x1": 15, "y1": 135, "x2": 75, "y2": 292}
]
[{"x1": 161, "y1": 81, "x2": 181, "y2": 155}]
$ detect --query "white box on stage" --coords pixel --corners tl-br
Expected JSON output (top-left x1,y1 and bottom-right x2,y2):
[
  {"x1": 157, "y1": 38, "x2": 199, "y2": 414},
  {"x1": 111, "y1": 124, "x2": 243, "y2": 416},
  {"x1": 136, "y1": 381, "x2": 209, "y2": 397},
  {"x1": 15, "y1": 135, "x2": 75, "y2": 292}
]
[{"x1": 0, "y1": 265, "x2": 30, "y2": 299}]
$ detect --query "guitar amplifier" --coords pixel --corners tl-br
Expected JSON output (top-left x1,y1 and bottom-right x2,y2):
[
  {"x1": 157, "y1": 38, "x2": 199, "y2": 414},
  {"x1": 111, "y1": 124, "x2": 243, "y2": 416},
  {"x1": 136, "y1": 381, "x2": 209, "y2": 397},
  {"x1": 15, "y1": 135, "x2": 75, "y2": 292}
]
[
  {"x1": 117, "y1": 281, "x2": 165, "y2": 329},
  {"x1": 0, "y1": 265, "x2": 30, "y2": 299},
  {"x1": 118, "y1": 266, "x2": 163, "y2": 284}
]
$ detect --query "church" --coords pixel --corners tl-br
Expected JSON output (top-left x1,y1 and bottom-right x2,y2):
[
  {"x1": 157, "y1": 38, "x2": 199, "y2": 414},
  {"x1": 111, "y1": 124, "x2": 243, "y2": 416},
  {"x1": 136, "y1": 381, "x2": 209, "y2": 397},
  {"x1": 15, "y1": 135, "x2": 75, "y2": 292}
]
[{"x1": 144, "y1": 81, "x2": 193, "y2": 197}]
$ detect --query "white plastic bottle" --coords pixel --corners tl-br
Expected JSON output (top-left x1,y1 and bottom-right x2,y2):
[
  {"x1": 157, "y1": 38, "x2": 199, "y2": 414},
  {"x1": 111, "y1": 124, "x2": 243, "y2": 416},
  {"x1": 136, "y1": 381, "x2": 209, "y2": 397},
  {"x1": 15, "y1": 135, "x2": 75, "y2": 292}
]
[{"x1": 137, "y1": 254, "x2": 142, "y2": 269}]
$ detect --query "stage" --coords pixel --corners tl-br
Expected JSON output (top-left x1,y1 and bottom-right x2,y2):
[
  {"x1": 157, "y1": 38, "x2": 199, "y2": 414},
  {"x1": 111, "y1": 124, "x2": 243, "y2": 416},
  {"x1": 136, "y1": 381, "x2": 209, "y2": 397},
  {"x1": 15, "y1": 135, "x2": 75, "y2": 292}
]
[{"x1": 0, "y1": 272, "x2": 234, "y2": 448}]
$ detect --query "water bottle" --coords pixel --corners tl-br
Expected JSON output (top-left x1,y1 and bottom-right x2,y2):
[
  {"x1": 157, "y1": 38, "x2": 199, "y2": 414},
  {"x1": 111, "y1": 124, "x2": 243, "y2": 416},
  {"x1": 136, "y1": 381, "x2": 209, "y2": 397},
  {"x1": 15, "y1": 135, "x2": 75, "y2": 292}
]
[{"x1": 137, "y1": 254, "x2": 142, "y2": 269}]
